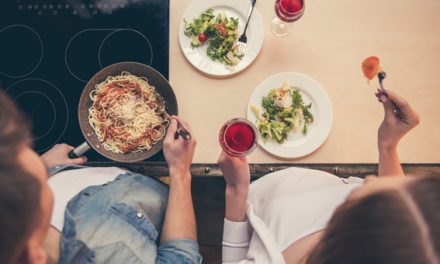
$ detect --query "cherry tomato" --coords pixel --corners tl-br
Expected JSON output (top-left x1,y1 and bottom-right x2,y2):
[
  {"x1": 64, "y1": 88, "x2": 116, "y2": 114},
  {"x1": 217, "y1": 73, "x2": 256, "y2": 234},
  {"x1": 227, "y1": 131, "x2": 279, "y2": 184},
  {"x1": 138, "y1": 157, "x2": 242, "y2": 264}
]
[
  {"x1": 198, "y1": 33, "x2": 208, "y2": 43},
  {"x1": 214, "y1": 24, "x2": 227, "y2": 38}
]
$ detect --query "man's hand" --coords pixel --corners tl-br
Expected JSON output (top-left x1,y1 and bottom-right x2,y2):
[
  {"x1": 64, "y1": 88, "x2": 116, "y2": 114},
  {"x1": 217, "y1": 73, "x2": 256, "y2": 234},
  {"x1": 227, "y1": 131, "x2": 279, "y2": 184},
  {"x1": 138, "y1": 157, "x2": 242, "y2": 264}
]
[
  {"x1": 376, "y1": 88, "x2": 420, "y2": 151},
  {"x1": 41, "y1": 143, "x2": 87, "y2": 168},
  {"x1": 163, "y1": 116, "x2": 196, "y2": 178}
]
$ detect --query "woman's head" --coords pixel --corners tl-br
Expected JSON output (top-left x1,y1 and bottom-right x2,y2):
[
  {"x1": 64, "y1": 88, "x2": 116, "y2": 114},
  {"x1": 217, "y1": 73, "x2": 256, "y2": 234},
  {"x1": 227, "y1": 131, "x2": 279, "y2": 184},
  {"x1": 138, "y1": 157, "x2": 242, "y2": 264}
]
[{"x1": 307, "y1": 175, "x2": 440, "y2": 264}]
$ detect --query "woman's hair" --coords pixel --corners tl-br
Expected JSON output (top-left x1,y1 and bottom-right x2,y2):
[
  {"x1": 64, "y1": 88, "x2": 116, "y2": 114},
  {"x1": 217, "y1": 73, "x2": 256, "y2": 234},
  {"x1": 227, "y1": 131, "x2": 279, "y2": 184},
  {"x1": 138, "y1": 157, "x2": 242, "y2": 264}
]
[
  {"x1": 0, "y1": 91, "x2": 42, "y2": 263},
  {"x1": 307, "y1": 175, "x2": 440, "y2": 264}
]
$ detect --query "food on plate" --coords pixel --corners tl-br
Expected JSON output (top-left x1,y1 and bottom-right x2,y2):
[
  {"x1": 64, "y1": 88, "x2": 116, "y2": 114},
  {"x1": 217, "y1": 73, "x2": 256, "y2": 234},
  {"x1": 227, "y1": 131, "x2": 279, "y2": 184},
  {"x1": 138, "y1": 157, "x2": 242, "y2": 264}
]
[
  {"x1": 362, "y1": 56, "x2": 380, "y2": 80},
  {"x1": 184, "y1": 9, "x2": 242, "y2": 66},
  {"x1": 251, "y1": 81, "x2": 314, "y2": 143},
  {"x1": 88, "y1": 72, "x2": 169, "y2": 154}
]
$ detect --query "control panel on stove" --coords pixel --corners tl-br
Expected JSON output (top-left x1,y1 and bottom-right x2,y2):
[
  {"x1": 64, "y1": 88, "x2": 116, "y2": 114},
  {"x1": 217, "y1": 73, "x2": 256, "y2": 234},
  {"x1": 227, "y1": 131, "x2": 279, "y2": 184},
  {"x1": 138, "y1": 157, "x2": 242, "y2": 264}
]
[{"x1": 15, "y1": 0, "x2": 132, "y2": 16}]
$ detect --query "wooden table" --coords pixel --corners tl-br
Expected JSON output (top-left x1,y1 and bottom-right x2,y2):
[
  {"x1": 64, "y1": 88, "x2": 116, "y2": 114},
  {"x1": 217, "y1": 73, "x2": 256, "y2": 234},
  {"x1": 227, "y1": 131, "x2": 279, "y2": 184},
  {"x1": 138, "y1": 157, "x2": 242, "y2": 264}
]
[{"x1": 169, "y1": 0, "x2": 440, "y2": 164}]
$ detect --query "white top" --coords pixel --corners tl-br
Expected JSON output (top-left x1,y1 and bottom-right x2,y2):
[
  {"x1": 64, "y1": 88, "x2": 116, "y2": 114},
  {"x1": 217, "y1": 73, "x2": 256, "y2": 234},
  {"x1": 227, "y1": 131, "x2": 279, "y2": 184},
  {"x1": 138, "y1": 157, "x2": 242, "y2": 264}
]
[
  {"x1": 48, "y1": 167, "x2": 126, "y2": 231},
  {"x1": 222, "y1": 167, "x2": 364, "y2": 264}
]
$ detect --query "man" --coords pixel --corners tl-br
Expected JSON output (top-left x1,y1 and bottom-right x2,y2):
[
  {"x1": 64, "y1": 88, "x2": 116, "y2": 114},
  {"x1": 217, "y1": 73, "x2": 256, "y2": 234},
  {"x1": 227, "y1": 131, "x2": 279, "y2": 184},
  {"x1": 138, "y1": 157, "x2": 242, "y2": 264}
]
[{"x1": 0, "y1": 92, "x2": 202, "y2": 264}]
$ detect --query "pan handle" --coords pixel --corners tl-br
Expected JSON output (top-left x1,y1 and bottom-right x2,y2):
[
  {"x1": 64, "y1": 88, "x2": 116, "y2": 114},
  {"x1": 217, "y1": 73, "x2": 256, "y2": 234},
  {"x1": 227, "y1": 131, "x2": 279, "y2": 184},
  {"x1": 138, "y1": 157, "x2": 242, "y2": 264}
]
[{"x1": 68, "y1": 142, "x2": 91, "y2": 159}]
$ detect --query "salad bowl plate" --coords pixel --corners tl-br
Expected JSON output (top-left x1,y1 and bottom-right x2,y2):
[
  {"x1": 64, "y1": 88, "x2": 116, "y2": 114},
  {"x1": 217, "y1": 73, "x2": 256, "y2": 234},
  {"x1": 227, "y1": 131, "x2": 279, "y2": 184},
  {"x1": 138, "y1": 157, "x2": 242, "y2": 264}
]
[
  {"x1": 247, "y1": 72, "x2": 333, "y2": 158},
  {"x1": 179, "y1": 0, "x2": 264, "y2": 77}
]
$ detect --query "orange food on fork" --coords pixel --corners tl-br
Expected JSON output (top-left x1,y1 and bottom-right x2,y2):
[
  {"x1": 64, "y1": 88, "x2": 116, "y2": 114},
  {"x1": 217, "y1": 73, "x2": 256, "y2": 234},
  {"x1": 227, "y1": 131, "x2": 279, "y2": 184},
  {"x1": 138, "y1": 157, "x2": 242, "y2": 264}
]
[{"x1": 362, "y1": 56, "x2": 380, "y2": 80}]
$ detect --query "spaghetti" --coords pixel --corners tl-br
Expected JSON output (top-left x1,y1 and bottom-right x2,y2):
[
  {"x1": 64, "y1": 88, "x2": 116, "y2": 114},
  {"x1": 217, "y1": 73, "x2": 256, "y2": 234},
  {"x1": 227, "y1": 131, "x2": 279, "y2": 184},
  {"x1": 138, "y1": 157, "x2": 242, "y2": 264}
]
[{"x1": 88, "y1": 72, "x2": 169, "y2": 154}]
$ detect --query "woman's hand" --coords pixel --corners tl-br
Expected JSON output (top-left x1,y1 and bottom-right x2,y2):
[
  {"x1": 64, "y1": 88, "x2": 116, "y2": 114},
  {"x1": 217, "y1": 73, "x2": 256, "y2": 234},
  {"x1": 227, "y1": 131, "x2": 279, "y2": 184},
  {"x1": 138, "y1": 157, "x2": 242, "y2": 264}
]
[
  {"x1": 376, "y1": 89, "x2": 419, "y2": 177},
  {"x1": 41, "y1": 143, "x2": 87, "y2": 168},
  {"x1": 163, "y1": 116, "x2": 196, "y2": 178},
  {"x1": 218, "y1": 151, "x2": 250, "y2": 189},
  {"x1": 376, "y1": 88, "x2": 420, "y2": 151}
]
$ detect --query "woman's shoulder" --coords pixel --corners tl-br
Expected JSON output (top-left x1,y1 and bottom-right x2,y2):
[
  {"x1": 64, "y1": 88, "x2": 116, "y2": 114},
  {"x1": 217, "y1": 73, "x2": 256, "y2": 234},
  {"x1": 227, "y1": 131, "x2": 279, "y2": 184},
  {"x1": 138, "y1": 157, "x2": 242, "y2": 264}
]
[
  {"x1": 246, "y1": 168, "x2": 363, "y2": 251},
  {"x1": 247, "y1": 168, "x2": 364, "y2": 225},
  {"x1": 249, "y1": 167, "x2": 360, "y2": 196}
]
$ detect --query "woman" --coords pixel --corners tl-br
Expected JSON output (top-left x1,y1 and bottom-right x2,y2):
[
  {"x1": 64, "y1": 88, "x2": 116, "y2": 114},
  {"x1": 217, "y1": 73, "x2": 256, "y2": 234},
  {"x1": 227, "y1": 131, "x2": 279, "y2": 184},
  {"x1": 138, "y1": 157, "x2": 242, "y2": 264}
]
[{"x1": 219, "y1": 89, "x2": 440, "y2": 264}]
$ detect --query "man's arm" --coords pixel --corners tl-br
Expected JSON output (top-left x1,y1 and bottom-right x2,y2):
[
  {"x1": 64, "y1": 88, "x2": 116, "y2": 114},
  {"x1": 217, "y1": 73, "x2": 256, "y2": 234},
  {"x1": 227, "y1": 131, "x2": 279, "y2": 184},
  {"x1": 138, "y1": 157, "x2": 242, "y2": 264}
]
[
  {"x1": 160, "y1": 116, "x2": 197, "y2": 243},
  {"x1": 156, "y1": 117, "x2": 201, "y2": 264},
  {"x1": 160, "y1": 169, "x2": 196, "y2": 242},
  {"x1": 40, "y1": 143, "x2": 87, "y2": 177}
]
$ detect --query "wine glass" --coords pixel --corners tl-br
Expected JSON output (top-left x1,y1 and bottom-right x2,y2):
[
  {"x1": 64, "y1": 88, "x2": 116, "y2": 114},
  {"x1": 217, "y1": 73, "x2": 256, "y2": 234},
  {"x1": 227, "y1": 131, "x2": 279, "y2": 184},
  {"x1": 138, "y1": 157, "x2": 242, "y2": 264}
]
[
  {"x1": 219, "y1": 118, "x2": 258, "y2": 157},
  {"x1": 271, "y1": 0, "x2": 305, "y2": 37}
]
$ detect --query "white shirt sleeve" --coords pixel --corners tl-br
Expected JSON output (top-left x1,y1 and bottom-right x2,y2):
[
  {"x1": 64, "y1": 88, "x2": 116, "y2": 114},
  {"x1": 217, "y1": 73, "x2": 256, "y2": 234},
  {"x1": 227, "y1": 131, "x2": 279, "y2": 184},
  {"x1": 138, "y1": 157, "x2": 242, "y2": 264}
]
[{"x1": 222, "y1": 219, "x2": 251, "y2": 264}]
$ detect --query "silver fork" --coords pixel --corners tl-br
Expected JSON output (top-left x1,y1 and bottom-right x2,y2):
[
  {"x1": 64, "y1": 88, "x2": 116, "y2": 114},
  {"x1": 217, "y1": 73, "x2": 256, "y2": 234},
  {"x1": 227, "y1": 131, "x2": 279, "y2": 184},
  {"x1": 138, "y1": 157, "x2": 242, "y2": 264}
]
[
  {"x1": 377, "y1": 71, "x2": 410, "y2": 126},
  {"x1": 236, "y1": 0, "x2": 257, "y2": 57}
]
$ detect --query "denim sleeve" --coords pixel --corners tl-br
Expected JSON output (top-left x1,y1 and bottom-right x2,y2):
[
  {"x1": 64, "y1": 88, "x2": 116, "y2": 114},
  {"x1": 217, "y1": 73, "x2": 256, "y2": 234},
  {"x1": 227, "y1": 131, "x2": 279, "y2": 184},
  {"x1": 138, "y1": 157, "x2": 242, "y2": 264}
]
[{"x1": 156, "y1": 238, "x2": 202, "y2": 264}]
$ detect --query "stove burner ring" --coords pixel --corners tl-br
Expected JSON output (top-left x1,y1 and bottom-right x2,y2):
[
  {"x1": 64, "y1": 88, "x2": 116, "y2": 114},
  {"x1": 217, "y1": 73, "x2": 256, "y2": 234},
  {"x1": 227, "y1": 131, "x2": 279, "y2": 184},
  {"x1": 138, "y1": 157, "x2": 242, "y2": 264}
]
[
  {"x1": 0, "y1": 24, "x2": 43, "y2": 78},
  {"x1": 65, "y1": 28, "x2": 106, "y2": 82},
  {"x1": 6, "y1": 78, "x2": 69, "y2": 152},
  {"x1": 65, "y1": 28, "x2": 154, "y2": 83},
  {"x1": 98, "y1": 28, "x2": 154, "y2": 68},
  {"x1": 13, "y1": 91, "x2": 56, "y2": 140}
]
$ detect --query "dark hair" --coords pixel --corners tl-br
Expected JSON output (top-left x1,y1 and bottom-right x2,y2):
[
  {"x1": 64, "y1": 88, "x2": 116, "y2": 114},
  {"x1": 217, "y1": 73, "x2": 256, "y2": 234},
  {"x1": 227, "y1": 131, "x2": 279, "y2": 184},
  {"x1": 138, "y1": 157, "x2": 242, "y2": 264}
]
[
  {"x1": 0, "y1": 92, "x2": 41, "y2": 263},
  {"x1": 307, "y1": 176, "x2": 440, "y2": 264}
]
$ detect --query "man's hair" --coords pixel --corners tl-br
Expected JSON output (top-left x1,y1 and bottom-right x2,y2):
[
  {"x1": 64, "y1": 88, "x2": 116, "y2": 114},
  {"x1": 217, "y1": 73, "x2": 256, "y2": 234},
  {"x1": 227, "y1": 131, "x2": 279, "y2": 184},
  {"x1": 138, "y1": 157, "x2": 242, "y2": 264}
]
[
  {"x1": 307, "y1": 176, "x2": 440, "y2": 264},
  {"x1": 0, "y1": 92, "x2": 41, "y2": 263}
]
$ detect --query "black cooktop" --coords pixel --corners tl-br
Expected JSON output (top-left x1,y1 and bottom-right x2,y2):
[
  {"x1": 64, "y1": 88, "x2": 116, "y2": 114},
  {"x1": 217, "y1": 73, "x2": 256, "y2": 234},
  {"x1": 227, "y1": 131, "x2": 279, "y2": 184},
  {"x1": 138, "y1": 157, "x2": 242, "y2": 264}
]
[{"x1": 0, "y1": 0, "x2": 169, "y2": 161}]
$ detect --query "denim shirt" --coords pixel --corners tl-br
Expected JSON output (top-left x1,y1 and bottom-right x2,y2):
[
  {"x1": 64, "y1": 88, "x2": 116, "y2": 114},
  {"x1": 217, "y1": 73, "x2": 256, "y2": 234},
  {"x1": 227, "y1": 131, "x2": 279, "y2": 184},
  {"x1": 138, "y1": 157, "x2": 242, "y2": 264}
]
[{"x1": 49, "y1": 165, "x2": 202, "y2": 264}]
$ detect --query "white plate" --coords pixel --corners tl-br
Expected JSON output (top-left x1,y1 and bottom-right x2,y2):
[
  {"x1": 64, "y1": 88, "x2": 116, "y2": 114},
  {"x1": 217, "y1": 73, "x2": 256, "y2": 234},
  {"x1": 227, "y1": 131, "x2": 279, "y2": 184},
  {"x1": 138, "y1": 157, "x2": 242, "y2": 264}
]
[
  {"x1": 247, "y1": 72, "x2": 333, "y2": 158},
  {"x1": 179, "y1": 0, "x2": 264, "y2": 77}
]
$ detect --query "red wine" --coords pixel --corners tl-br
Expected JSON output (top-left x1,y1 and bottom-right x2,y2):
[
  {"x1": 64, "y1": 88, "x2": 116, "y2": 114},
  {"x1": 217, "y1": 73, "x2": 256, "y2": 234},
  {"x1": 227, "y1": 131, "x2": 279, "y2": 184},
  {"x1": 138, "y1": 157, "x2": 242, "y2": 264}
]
[
  {"x1": 225, "y1": 123, "x2": 255, "y2": 152},
  {"x1": 275, "y1": 0, "x2": 304, "y2": 22},
  {"x1": 281, "y1": 0, "x2": 302, "y2": 13},
  {"x1": 219, "y1": 119, "x2": 257, "y2": 157}
]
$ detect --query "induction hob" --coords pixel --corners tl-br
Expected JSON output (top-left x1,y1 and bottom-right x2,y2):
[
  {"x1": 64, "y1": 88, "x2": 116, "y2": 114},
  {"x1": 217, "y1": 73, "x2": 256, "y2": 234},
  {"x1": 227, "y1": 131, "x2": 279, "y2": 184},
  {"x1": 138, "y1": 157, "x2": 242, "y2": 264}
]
[{"x1": 0, "y1": 0, "x2": 169, "y2": 161}]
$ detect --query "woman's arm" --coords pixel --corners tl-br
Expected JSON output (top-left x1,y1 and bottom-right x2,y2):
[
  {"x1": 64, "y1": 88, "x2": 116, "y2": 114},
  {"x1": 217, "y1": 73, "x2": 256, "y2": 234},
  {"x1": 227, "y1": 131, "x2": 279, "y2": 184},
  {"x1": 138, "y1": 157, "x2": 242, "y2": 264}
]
[
  {"x1": 376, "y1": 89, "x2": 420, "y2": 177},
  {"x1": 218, "y1": 152, "x2": 252, "y2": 263},
  {"x1": 378, "y1": 146, "x2": 404, "y2": 177},
  {"x1": 219, "y1": 152, "x2": 251, "y2": 222},
  {"x1": 225, "y1": 185, "x2": 249, "y2": 222}
]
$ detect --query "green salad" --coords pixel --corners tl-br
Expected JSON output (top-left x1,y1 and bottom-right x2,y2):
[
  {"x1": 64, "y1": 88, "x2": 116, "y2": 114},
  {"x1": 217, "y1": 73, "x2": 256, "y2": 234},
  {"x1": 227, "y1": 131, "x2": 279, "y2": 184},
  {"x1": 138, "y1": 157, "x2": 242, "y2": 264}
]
[
  {"x1": 184, "y1": 9, "x2": 242, "y2": 66},
  {"x1": 251, "y1": 81, "x2": 314, "y2": 144}
]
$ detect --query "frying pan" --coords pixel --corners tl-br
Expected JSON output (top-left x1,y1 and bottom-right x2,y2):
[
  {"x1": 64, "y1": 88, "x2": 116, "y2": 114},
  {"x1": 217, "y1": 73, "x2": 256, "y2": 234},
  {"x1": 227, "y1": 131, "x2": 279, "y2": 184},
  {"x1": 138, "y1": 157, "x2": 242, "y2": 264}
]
[{"x1": 68, "y1": 62, "x2": 178, "y2": 162}]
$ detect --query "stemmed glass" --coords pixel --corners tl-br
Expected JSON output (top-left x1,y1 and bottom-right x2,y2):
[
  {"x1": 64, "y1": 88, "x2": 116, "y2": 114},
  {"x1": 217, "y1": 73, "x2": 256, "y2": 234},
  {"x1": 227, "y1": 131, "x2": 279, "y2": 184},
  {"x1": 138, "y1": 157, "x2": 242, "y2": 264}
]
[
  {"x1": 271, "y1": 0, "x2": 305, "y2": 37},
  {"x1": 219, "y1": 118, "x2": 258, "y2": 157}
]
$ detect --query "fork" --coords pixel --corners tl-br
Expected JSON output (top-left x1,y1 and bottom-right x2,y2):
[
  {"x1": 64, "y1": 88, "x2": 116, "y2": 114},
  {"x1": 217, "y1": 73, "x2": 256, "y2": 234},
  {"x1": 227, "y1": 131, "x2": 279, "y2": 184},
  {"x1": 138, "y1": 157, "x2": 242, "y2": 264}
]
[
  {"x1": 236, "y1": 0, "x2": 257, "y2": 57},
  {"x1": 377, "y1": 71, "x2": 410, "y2": 126},
  {"x1": 164, "y1": 112, "x2": 192, "y2": 141}
]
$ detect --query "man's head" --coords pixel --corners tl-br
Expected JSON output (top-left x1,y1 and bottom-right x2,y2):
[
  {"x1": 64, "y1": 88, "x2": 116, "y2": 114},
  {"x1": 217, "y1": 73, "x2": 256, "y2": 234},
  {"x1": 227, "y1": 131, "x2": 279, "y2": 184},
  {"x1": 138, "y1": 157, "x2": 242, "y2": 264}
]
[{"x1": 0, "y1": 92, "x2": 53, "y2": 264}]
